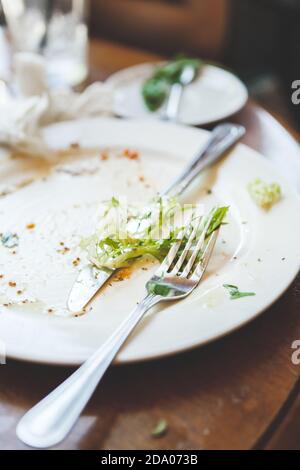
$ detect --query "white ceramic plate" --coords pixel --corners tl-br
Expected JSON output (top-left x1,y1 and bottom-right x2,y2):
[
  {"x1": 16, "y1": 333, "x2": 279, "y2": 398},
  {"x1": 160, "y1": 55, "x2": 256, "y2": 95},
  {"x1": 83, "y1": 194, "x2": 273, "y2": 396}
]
[
  {"x1": 106, "y1": 62, "x2": 248, "y2": 125},
  {"x1": 0, "y1": 117, "x2": 299, "y2": 366}
]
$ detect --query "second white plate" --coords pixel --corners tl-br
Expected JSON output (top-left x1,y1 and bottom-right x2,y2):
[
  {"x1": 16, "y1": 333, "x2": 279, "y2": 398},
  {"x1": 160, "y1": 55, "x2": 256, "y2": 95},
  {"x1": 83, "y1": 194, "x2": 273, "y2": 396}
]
[{"x1": 106, "y1": 62, "x2": 248, "y2": 125}]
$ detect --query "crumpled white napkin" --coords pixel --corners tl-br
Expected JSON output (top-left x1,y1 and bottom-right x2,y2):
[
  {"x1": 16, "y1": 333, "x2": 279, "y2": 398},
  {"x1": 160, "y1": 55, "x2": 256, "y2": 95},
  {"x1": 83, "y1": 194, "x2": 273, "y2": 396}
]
[{"x1": 0, "y1": 53, "x2": 114, "y2": 160}]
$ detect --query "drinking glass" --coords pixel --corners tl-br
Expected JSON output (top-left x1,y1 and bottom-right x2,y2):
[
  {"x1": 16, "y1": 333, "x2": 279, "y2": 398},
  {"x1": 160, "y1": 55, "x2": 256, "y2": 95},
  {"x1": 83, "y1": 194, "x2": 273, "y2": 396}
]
[{"x1": 2, "y1": 0, "x2": 89, "y2": 87}]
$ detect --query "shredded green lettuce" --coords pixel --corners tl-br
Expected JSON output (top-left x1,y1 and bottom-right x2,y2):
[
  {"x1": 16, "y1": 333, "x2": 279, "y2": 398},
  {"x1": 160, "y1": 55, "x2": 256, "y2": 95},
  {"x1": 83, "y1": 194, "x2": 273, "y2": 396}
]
[
  {"x1": 248, "y1": 178, "x2": 281, "y2": 209},
  {"x1": 82, "y1": 197, "x2": 229, "y2": 270},
  {"x1": 142, "y1": 57, "x2": 202, "y2": 111}
]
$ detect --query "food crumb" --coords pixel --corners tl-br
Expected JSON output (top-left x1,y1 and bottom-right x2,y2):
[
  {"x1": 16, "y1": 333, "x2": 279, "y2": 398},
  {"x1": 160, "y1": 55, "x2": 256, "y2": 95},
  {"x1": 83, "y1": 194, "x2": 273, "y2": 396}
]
[
  {"x1": 57, "y1": 246, "x2": 70, "y2": 254},
  {"x1": 70, "y1": 142, "x2": 80, "y2": 149},
  {"x1": 139, "y1": 175, "x2": 145, "y2": 182},
  {"x1": 100, "y1": 151, "x2": 109, "y2": 161},
  {"x1": 8, "y1": 281, "x2": 16, "y2": 287},
  {"x1": 26, "y1": 223, "x2": 35, "y2": 230},
  {"x1": 17, "y1": 290, "x2": 23, "y2": 295},
  {"x1": 122, "y1": 148, "x2": 139, "y2": 160},
  {"x1": 2, "y1": 232, "x2": 19, "y2": 248}
]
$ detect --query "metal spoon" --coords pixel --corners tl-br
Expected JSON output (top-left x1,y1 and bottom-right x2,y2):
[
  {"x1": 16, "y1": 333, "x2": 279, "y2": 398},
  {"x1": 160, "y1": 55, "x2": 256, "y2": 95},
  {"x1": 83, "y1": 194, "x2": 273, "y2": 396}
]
[{"x1": 165, "y1": 65, "x2": 197, "y2": 121}]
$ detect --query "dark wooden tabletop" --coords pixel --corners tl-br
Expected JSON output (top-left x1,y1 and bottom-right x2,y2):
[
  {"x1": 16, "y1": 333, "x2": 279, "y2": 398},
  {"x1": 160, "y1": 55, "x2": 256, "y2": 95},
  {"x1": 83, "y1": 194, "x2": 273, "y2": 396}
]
[{"x1": 0, "y1": 38, "x2": 300, "y2": 451}]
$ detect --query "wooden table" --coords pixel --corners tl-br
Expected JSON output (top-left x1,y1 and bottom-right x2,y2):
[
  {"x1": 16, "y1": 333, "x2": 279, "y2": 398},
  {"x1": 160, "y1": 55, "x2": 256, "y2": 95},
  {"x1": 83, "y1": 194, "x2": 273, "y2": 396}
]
[{"x1": 0, "y1": 38, "x2": 300, "y2": 451}]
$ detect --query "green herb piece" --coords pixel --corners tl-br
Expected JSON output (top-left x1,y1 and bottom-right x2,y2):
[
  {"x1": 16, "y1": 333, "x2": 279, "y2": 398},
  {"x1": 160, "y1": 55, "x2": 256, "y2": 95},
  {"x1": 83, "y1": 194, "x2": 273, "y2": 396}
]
[
  {"x1": 248, "y1": 178, "x2": 281, "y2": 209},
  {"x1": 147, "y1": 280, "x2": 172, "y2": 296},
  {"x1": 142, "y1": 57, "x2": 202, "y2": 111},
  {"x1": 110, "y1": 196, "x2": 120, "y2": 207},
  {"x1": 151, "y1": 419, "x2": 168, "y2": 438},
  {"x1": 1, "y1": 232, "x2": 19, "y2": 248},
  {"x1": 205, "y1": 206, "x2": 229, "y2": 237},
  {"x1": 223, "y1": 284, "x2": 256, "y2": 300}
]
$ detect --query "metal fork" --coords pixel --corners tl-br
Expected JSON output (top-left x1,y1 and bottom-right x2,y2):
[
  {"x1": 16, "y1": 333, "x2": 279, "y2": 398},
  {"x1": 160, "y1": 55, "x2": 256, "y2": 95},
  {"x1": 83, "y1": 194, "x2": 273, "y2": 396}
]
[
  {"x1": 67, "y1": 123, "x2": 245, "y2": 313},
  {"x1": 16, "y1": 219, "x2": 219, "y2": 449}
]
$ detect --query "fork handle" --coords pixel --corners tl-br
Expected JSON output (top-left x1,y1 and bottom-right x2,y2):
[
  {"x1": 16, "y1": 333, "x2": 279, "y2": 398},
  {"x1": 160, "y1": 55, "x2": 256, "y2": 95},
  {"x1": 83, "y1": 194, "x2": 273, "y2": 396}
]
[
  {"x1": 165, "y1": 83, "x2": 184, "y2": 121},
  {"x1": 16, "y1": 294, "x2": 159, "y2": 449}
]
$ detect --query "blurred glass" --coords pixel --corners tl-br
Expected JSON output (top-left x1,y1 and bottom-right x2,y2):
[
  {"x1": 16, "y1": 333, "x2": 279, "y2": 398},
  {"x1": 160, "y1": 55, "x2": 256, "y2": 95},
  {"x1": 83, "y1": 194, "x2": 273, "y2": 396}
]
[{"x1": 2, "y1": 0, "x2": 89, "y2": 87}]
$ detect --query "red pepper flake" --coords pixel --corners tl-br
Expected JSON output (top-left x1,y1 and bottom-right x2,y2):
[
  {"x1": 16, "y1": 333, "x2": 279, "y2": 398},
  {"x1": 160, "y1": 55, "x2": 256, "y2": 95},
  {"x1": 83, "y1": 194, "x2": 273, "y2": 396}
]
[
  {"x1": 26, "y1": 223, "x2": 35, "y2": 230},
  {"x1": 113, "y1": 267, "x2": 131, "y2": 282},
  {"x1": 122, "y1": 148, "x2": 139, "y2": 160},
  {"x1": 8, "y1": 281, "x2": 16, "y2": 287},
  {"x1": 100, "y1": 151, "x2": 109, "y2": 161}
]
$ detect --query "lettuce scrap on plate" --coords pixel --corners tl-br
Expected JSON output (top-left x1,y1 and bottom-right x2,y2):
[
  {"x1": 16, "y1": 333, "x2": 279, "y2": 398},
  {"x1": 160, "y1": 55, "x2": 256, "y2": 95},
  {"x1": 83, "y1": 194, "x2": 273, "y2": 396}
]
[
  {"x1": 82, "y1": 196, "x2": 228, "y2": 270},
  {"x1": 248, "y1": 178, "x2": 281, "y2": 209},
  {"x1": 142, "y1": 57, "x2": 202, "y2": 111}
]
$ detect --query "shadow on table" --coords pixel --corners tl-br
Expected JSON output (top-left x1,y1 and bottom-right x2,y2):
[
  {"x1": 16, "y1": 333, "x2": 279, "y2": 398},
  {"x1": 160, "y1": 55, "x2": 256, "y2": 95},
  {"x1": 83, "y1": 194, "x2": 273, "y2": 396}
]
[{"x1": 0, "y1": 273, "x2": 299, "y2": 450}]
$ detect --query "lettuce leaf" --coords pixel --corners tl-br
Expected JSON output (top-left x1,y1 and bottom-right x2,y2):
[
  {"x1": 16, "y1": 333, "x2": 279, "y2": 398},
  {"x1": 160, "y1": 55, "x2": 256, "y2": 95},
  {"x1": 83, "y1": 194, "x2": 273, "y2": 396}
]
[
  {"x1": 142, "y1": 57, "x2": 202, "y2": 111},
  {"x1": 82, "y1": 197, "x2": 228, "y2": 270},
  {"x1": 248, "y1": 178, "x2": 281, "y2": 209}
]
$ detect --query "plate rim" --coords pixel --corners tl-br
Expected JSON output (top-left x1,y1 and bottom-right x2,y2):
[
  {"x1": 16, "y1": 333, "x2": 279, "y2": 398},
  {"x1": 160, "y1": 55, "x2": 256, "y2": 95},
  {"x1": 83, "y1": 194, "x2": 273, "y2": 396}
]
[{"x1": 5, "y1": 268, "x2": 298, "y2": 367}]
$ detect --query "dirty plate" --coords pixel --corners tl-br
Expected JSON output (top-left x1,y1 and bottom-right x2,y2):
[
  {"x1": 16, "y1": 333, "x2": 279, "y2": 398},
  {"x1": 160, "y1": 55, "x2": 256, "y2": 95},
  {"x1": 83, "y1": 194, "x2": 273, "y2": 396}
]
[{"x1": 0, "y1": 117, "x2": 299, "y2": 365}]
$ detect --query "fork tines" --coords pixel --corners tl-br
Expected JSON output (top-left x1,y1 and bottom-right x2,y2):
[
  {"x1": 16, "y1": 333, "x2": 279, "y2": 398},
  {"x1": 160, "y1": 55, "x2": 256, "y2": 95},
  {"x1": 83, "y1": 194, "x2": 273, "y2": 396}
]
[{"x1": 156, "y1": 212, "x2": 219, "y2": 281}]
